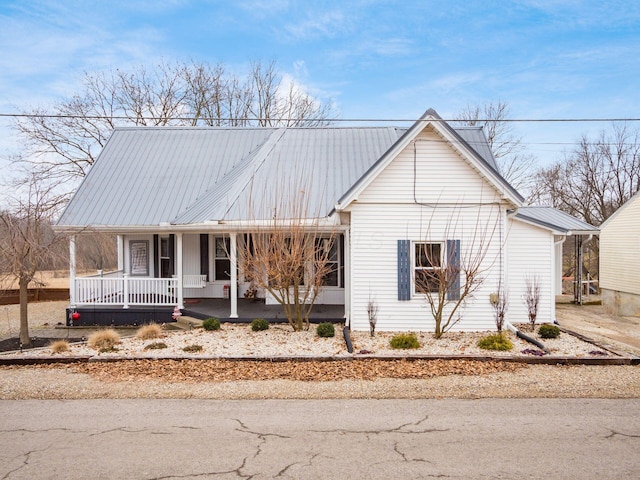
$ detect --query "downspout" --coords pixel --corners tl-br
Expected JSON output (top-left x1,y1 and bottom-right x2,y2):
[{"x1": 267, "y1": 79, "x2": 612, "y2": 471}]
[{"x1": 504, "y1": 321, "x2": 549, "y2": 353}]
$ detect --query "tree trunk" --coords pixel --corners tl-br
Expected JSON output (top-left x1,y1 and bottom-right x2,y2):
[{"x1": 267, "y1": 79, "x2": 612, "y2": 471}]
[{"x1": 19, "y1": 277, "x2": 31, "y2": 347}]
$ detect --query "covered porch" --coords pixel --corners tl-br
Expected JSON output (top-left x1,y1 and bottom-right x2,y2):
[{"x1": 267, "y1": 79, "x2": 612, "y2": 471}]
[{"x1": 66, "y1": 231, "x2": 348, "y2": 326}]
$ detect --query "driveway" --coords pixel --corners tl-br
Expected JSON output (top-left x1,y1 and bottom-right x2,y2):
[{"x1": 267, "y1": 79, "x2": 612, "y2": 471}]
[{"x1": 556, "y1": 303, "x2": 640, "y2": 356}]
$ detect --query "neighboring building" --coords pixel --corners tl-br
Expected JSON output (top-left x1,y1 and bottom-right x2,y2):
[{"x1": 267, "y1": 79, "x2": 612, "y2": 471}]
[
  {"x1": 600, "y1": 190, "x2": 640, "y2": 316},
  {"x1": 55, "y1": 108, "x2": 598, "y2": 330}
]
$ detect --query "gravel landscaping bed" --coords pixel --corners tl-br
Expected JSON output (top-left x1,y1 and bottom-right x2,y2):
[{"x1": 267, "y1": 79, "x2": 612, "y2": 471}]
[
  {"x1": 1, "y1": 301, "x2": 638, "y2": 401},
  {"x1": 0, "y1": 321, "x2": 613, "y2": 359}
]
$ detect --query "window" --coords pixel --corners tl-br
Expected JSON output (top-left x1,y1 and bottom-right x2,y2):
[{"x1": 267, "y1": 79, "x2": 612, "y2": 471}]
[
  {"x1": 160, "y1": 237, "x2": 171, "y2": 278},
  {"x1": 414, "y1": 242, "x2": 442, "y2": 293},
  {"x1": 214, "y1": 237, "x2": 231, "y2": 281},
  {"x1": 315, "y1": 237, "x2": 340, "y2": 287}
]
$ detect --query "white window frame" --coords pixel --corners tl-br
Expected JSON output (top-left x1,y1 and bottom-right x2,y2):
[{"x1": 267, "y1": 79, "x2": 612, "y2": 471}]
[{"x1": 413, "y1": 241, "x2": 444, "y2": 295}]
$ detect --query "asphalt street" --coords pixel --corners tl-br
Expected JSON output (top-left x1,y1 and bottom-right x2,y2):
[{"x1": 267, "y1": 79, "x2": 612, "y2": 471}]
[{"x1": 1, "y1": 398, "x2": 638, "y2": 479}]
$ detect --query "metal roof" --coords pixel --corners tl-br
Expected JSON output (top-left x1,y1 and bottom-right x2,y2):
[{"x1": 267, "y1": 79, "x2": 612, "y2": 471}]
[
  {"x1": 57, "y1": 118, "x2": 511, "y2": 228},
  {"x1": 515, "y1": 206, "x2": 599, "y2": 234}
]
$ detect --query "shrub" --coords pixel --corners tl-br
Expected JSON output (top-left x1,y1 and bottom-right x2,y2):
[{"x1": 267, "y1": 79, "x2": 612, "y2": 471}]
[
  {"x1": 202, "y1": 318, "x2": 221, "y2": 331},
  {"x1": 316, "y1": 322, "x2": 335, "y2": 338},
  {"x1": 477, "y1": 333, "x2": 514, "y2": 351},
  {"x1": 182, "y1": 344, "x2": 203, "y2": 353},
  {"x1": 144, "y1": 341, "x2": 168, "y2": 350},
  {"x1": 389, "y1": 333, "x2": 420, "y2": 349},
  {"x1": 136, "y1": 323, "x2": 163, "y2": 340},
  {"x1": 49, "y1": 340, "x2": 70, "y2": 354},
  {"x1": 251, "y1": 318, "x2": 269, "y2": 331},
  {"x1": 88, "y1": 329, "x2": 121, "y2": 350},
  {"x1": 538, "y1": 324, "x2": 561, "y2": 339}
]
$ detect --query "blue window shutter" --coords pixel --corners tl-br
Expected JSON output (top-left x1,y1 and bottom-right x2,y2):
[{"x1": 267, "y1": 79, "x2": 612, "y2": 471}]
[
  {"x1": 397, "y1": 240, "x2": 411, "y2": 301},
  {"x1": 447, "y1": 239, "x2": 461, "y2": 301}
]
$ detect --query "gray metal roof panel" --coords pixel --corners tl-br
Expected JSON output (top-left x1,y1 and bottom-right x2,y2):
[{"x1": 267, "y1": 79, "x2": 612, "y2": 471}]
[
  {"x1": 454, "y1": 127, "x2": 499, "y2": 171},
  {"x1": 58, "y1": 121, "x2": 509, "y2": 227},
  {"x1": 57, "y1": 127, "x2": 274, "y2": 226},
  {"x1": 218, "y1": 127, "x2": 404, "y2": 221},
  {"x1": 515, "y1": 206, "x2": 599, "y2": 233}
]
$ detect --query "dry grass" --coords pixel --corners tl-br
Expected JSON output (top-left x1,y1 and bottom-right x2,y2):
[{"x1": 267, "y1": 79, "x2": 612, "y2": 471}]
[
  {"x1": 49, "y1": 340, "x2": 70, "y2": 354},
  {"x1": 87, "y1": 329, "x2": 121, "y2": 350},
  {"x1": 136, "y1": 323, "x2": 163, "y2": 340}
]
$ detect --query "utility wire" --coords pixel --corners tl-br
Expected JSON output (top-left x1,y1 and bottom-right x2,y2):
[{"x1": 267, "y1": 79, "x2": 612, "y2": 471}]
[{"x1": 1, "y1": 112, "x2": 640, "y2": 123}]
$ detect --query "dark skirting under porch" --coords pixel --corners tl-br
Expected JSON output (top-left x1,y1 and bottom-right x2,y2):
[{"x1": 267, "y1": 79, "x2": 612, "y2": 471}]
[
  {"x1": 66, "y1": 305, "x2": 175, "y2": 327},
  {"x1": 66, "y1": 299, "x2": 345, "y2": 326},
  {"x1": 182, "y1": 298, "x2": 345, "y2": 323}
]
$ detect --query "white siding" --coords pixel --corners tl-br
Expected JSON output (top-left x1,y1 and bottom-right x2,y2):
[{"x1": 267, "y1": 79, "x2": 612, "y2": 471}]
[
  {"x1": 505, "y1": 219, "x2": 554, "y2": 324},
  {"x1": 601, "y1": 194, "x2": 640, "y2": 295},
  {"x1": 349, "y1": 202, "x2": 506, "y2": 332},
  {"x1": 183, "y1": 234, "x2": 201, "y2": 277},
  {"x1": 358, "y1": 127, "x2": 502, "y2": 205},
  {"x1": 347, "y1": 125, "x2": 512, "y2": 332}
]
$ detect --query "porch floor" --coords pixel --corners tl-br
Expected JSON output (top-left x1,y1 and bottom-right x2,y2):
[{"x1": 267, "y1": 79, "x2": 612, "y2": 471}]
[{"x1": 182, "y1": 298, "x2": 345, "y2": 323}]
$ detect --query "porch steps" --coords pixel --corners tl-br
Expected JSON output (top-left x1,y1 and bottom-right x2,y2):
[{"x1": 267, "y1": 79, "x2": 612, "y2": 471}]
[{"x1": 169, "y1": 316, "x2": 203, "y2": 331}]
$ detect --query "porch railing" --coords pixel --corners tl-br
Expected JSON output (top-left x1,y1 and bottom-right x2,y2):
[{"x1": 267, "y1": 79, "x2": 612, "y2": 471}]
[{"x1": 74, "y1": 274, "x2": 178, "y2": 307}]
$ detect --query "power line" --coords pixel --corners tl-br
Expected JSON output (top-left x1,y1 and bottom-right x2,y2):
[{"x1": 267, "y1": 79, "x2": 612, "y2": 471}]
[{"x1": 1, "y1": 112, "x2": 640, "y2": 123}]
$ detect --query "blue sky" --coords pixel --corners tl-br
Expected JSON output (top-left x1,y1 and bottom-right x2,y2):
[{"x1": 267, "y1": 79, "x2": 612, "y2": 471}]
[{"x1": 1, "y1": 0, "x2": 639, "y2": 167}]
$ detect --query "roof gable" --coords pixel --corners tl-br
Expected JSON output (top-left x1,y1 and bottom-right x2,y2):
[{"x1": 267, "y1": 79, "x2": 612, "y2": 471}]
[
  {"x1": 335, "y1": 109, "x2": 523, "y2": 211},
  {"x1": 600, "y1": 189, "x2": 640, "y2": 229}
]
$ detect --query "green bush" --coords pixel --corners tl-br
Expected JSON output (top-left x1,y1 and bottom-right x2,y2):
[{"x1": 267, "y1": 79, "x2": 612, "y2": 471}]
[
  {"x1": 251, "y1": 318, "x2": 270, "y2": 331},
  {"x1": 477, "y1": 333, "x2": 514, "y2": 351},
  {"x1": 202, "y1": 317, "x2": 221, "y2": 331},
  {"x1": 538, "y1": 324, "x2": 561, "y2": 339},
  {"x1": 144, "y1": 341, "x2": 168, "y2": 350},
  {"x1": 182, "y1": 344, "x2": 203, "y2": 353},
  {"x1": 316, "y1": 322, "x2": 335, "y2": 338},
  {"x1": 389, "y1": 333, "x2": 420, "y2": 349}
]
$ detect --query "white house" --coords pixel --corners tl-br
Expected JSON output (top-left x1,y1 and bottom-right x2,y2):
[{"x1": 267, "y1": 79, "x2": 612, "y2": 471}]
[
  {"x1": 55, "y1": 108, "x2": 598, "y2": 331},
  {"x1": 600, "y1": 190, "x2": 640, "y2": 316}
]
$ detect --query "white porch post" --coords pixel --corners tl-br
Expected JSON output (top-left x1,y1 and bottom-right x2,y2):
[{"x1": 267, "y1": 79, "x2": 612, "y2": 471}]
[
  {"x1": 123, "y1": 274, "x2": 129, "y2": 308},
  {"x1": 230, "y1": 233, "x2": 238, "y2": 318},
  {"x1": 69, "y1": 235, "x2": 76, "y2": 308},
  {"x1": 117, "y1": 235, "x2": 124, "y2": 271},
  {"x1": 176, "y1": 232, "x2": 184, "y2": 309},
  {"x1": 344, "y1": 229, "x2": 351, "y2": 325}
]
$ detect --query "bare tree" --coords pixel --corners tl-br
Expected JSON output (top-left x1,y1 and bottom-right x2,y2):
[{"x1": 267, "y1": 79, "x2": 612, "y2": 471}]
[
  {"x1": 0, "y1": 174, "x2": 68, "y2": 346},
  {"x1": 532, "y1": 124, "x2": 640, "y2": 227},
  {"x1": 523, "y1": 274, "x2": 541, "y2": 329},
  {"x1": 490, "y1": 287, "x2": 508, "y2": 333},
  {"x1": 238, "y1": 181, "x2": 338, "y2": 332},
  {"x1": 367, "y1": 296, "x2": 378, "y2": 337},
  {"x1": 15, "y1": 60, "x2": 335, "y2": 190},
  {"x1": 415, "y1": 208, "x2": 499, "y2": 339},
  {"x1": 454, "y1": 100, "x2": 536, "y2": 193},
  {"x1": 75, "y1": 232, "x2": 118, "y2": 272}
]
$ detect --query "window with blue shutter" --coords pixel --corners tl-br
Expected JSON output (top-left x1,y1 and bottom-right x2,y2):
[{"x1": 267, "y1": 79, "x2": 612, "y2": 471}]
[{"x1": 397, "y1": 239, "x2": 411, "y2": 301}]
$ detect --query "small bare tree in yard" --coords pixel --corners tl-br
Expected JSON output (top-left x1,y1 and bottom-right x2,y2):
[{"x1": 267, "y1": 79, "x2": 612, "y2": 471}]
[
  {"x1": 238, "y1": 183, "x2": 337, "y2": 332},
  {"x1": 0, "y1": 174, "x2": 68, "y2": 346},
  {"x1": 490, "y1": 287, "x2": 508, "y2": 333},
  {"x1": 367, "y1": 296, "x2": 378, "y2": 337},
  {"x1": 415, "y1": 208, "x2": 499, "y2": 339},
  {"x1": 523, "y1": 274, "x2": 541, "y2": 329}
]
